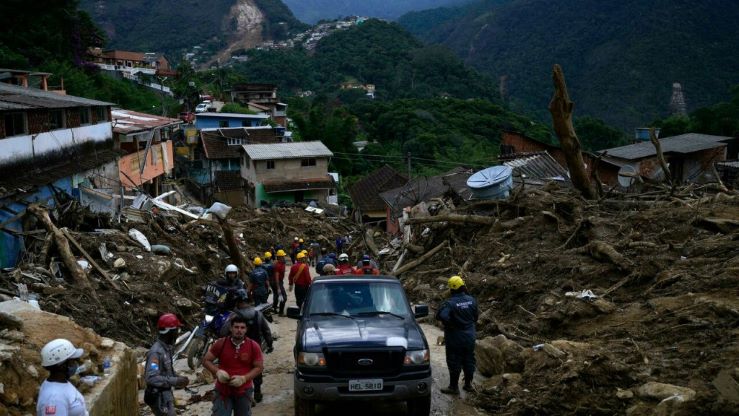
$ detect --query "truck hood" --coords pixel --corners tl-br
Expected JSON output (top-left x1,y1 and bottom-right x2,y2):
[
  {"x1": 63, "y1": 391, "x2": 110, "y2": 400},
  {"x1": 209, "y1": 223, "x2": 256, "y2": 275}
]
[{"x1": 301, "y1": 316, "x2": 427, "y2": 351}]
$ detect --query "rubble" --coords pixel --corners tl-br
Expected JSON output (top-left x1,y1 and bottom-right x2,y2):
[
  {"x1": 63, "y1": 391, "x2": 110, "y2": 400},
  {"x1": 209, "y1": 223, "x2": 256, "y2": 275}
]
[{"x1": 382, "y1": 183, "x2": 738, "y2": 415}]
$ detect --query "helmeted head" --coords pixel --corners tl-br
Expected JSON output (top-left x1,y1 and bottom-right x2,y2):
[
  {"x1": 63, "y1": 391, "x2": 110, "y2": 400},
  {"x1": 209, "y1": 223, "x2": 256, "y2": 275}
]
[
  {"x1": 448, "y1": 275, "x2": 465, "y2": 291},
  {"x1": 362, "y1": 254, "x2": 371, "y2": 265},
  {"x1": 299, "y1": 238, "x2": 304, "y2": 244},
  {"x1": 276, "y1": 249, "x2": 287, "y2": 258},
  {"x1": 321, "y1": 247, "x2": 327, "y2": 254},
  {"x1": 254, "y1": 257, "x2": 263, "y2": 266},
  {"x1": 225, "y1": 264, "x2": 239, "y2": 281},
  {"x1": 329, "y1": 252, "x2": 337, "y2": 259},
  {"x1": 338, "y1": 253, "x2": 349, "y2": 263},
  {"x1": 296, "y1": 252, "x2": 306, "y2": 262},
  {"x1": 294, "y1": 237, "x2": 299, "y2": 242},
  {"x1": 41, "y1": 338, "x2": 84, "y2": 380},
  {"x1": 264, "y1": 251, "x2": 272, "y2": 260},
  {"x1": 157, "y1": 313, "x2": 183, "y2": 335}
]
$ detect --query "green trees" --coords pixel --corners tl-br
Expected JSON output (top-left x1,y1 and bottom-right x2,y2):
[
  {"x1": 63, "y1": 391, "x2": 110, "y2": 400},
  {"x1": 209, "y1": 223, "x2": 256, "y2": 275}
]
[{"x1": 653, "y1": 85, "x2": 739, "y2": 138}]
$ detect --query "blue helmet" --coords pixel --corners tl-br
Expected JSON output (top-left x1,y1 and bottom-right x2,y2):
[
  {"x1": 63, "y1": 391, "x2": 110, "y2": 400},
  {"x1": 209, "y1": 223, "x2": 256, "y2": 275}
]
[
  {"x1": 362, "y1": 254, "x2": 371, "y2": 263},
  {"x1": 329, "y1": 252, "x2": 337, "y2": 259}
]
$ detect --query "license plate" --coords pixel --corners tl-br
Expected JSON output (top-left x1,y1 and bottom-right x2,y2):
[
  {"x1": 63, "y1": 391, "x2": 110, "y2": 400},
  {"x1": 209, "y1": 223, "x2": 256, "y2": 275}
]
[{"x1": 348, "y1": 379, "x2": 383, "y2": 391}]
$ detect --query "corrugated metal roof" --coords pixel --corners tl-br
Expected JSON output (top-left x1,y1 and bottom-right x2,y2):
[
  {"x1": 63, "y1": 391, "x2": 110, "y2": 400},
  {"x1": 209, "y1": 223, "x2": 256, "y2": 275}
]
[
  {"x1": 111, "y1": 109, "x2": 181, "y2": 134},
  {"x1": 0, "y1": 82, "x2": 113, "y2": 110},
  {"x1": 502, "y1": 152, "x2": 570, "y2": 183},
  {"x1": 243, "y1": 141, "x2": 333, "y2": 160},
  {"x1": 599, "y1": 133, "x2": 731, "y2": 160}
]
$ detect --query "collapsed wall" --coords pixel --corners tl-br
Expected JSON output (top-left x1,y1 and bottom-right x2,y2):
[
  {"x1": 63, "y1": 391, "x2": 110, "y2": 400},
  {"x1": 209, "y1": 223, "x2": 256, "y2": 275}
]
[{"x1": 0, "y1": 300, "x2": 137, "y2": 416}]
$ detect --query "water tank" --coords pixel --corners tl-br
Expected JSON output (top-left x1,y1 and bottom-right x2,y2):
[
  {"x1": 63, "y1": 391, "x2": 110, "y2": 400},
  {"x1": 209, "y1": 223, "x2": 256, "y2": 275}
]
[{"x1": 466, "y1": 166, "x2": 513, "y2": 200}]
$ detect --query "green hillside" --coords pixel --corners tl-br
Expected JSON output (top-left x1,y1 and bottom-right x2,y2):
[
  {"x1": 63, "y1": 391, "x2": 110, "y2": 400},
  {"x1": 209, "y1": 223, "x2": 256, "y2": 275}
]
[
  {"x1": 282, "y1": 0, "x2": 472, "y2": 24},
  {"x1": 399, "y1": 0, "x2": 739, "y2": 129}
]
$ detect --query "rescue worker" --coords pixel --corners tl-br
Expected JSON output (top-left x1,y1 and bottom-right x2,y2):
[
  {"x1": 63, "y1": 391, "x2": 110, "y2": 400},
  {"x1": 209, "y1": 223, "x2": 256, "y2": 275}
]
[
  {"x1": 288, "y1": 251, "x2": 312, "y2": 308},
  {"x1": 203, "y1": 315, "x2": 263, "y2": 416},
  {"x1": 144, "y1": 314, "x2": 190, "y2": 416},
  {"x1": 249, "y1": 257, "x2": 270, "y2": 305},
  {"x1": 355, "y1": 255, "x2": 380, "y2": 275},
  {"x1": 290, "y1": 237, "x2": 300, "y2": 264},
  {"x1": 309, "y1": 241, "x2": 320, "y2": 266},
  {"x1": 220, "y1": 290, "x2": 273, "y2": 404},
  {"x1": 205, "y1": 264, "x2": 245, "y2": 315},
  {"x1": 436, "y1": 276, "x2": 478, "y2": 394},
  {"x1": 271, "y1": 249, "x2": 288, "y2": 315},
  {"x1": 37, "y1": 338, "x2": 88, "y2": 416},
  {"x1": 335, "y1": 235, "x2": 345, "y2": 253},
  {"x1": 327, "y1": 252, "x2": 338, "y2": 266},
  {"x1": 315, "y1": 250, "x2": 331, "y2": 276},
  {"x1": 322, "y1": 263, "x2": 337, "y2": 275},
  {"x1": 336, "y1": 253, "x2": 354, "y2": 275},
  {"x1": 262, "y1": 252, "x2": 274, "y2": 286}
]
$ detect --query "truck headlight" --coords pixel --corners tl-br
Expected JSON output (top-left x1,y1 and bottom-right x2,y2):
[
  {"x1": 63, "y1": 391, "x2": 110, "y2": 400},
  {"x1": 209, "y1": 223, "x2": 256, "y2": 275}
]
[
  {"x1": 404, "y1": 349, "x2": 430, "y2": 365},
  {"x1": 298, "y1": 352, "x2": 327, "y2": 367}
]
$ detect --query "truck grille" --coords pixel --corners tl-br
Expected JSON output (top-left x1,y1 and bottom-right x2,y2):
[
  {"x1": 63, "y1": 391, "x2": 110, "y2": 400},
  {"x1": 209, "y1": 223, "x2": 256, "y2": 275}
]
[{"x1": 326, "y1": 348, "x2": 405, "y2": 377}]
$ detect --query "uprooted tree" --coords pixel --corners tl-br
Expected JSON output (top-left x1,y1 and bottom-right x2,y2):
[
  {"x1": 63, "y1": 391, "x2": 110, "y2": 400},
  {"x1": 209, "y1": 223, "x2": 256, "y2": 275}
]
[{"x1": 549, "y1": 64, "x2": 597, "y2": 200}]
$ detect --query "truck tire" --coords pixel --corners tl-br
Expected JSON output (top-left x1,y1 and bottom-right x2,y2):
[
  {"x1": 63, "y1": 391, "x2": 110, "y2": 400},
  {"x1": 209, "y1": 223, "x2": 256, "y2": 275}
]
[
  {"x1": 186, "y1": 337, "x2": 206, "y2": 370},
  {"x1": 294, "y1": 395, "x2": 315, "y2": 416},
  {"x1": 407, "y1": 395, "x2": 431, "y2": 416}
]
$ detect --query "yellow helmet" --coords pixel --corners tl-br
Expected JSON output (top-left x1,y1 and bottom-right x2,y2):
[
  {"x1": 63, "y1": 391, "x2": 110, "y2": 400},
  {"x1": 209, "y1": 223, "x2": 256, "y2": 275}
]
[
  {"x1": 301, "y1": 250, "x2": 308, "y2": 255},
  {"x1": 296, "y1": 252, "x2": 306, "y2": 260},
  {"x1": 254, "y1": 257, "x2": 263, "y2": 266},
  {"x1": 448, "y1": 275, "x2": 465, "y2": 290},
  {"x1": 276, "y1": 249, "x2": 286, "y2": 257},
  {"x1": 264, "y1": 251, "x2": 272, "y2": 259},
  {"x1": 299, "y1": 238, "x2": 304, "y2": 243}
]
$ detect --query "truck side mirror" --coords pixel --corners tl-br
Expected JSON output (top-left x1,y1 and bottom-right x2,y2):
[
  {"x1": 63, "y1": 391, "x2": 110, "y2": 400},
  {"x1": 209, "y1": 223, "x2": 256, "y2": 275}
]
[
  {"x1": 414, "y1": 304, "x2": 429, "y2": 318},
  {"x1": 287, "y1": 306, "x2": 302, "y2": 319}
]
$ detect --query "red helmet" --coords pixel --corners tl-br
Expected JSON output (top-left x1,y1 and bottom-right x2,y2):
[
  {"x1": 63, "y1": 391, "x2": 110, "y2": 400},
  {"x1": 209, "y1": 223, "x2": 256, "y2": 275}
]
[{"x1": 157, "y1": 313, "x2": 182, "y2": 334}]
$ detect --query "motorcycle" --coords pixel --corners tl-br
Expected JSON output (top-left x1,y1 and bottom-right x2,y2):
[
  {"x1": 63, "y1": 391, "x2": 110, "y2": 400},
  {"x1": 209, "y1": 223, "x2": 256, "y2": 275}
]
[{"x1": 181, "y1": 302, "x2": 275, "y2": 370}]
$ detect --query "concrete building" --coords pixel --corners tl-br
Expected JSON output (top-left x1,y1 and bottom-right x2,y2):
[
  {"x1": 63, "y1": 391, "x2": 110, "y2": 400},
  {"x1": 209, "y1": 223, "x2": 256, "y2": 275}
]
[
  {"x1": 194, "y1": 112, "x2": 269, "y2": 130},
  {"x1": 240, "y1": 141, "x2": 334, "y2": 207}
]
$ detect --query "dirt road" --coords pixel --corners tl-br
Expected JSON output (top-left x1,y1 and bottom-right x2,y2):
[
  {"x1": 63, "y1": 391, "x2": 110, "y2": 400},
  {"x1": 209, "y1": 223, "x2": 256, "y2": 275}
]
[{"x1": 143, "y1": 268, "x2": 483, "y2": 416}]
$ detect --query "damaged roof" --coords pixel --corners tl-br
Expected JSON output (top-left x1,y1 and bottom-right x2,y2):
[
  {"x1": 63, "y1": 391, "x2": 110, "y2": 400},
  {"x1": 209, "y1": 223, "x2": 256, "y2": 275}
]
[
  {"x1": 0, "y1": 83, "x2": 113, "y2": 111},
  {"x1": 242, "y1": 141, "x2": 332, "y2": 161},
  {"x1": 111, "y1": 109, "x2": 181, "y2": 134},
  {"x1": 202, "y1": 128, "x2": 284, "y2": 160},
  {"x1": 349, "y1": 165, "x2": 408, "y2": 213},
  {"x1": 501, "y1": 151, "x2": 570, "y2": 184},
  {"x1": 599, "y1": 133, "x2": 732, "y2": 160},
  {"x1": 380, "y1": 174, "x2": 450, "y2": 216}
]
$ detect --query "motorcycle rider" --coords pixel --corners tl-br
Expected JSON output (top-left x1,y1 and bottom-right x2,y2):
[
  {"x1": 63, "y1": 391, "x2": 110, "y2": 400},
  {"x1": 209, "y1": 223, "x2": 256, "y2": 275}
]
[
  {"x1": 271, "y1": 249, "x2": 288, "y2": 315},
  {"x1": 220, "y1": 290, "x2": 273, "y2": 404},
  {"x1": 205, "y1": 264, "x2": 245, "y2": 315},
  {"x1": 249, "y1": 257, "x2": 270, "y2": 305},
  {"x1": 144, "y1": 313, "x2": 190, "y2": 416}
]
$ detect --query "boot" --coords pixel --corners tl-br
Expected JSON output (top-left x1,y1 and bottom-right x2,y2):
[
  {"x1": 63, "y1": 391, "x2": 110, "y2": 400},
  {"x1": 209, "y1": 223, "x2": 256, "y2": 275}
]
[
  {"x1": 463, "y1": 382, "x2": 475, "y2": 393},
  {"x1": 254, "y1": 391, "x2": 263, "y2": 403},
  {"x1": 440, "y1": 386, "x2": 459, "y2": 395},
  {"x1": 279, "y1": 301, "x2": 286, "y2": 316}
]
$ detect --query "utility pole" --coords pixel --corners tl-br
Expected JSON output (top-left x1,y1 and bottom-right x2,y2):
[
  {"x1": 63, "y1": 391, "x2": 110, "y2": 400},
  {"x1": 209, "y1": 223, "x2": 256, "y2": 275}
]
[{"x1": 407, "y1": 152, "x2": 412, "y2": 180}]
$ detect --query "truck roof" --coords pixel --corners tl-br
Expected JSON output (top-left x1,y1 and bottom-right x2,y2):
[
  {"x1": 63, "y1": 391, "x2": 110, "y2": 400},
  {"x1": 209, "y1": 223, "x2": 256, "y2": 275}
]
[{"x1": 312, "y1": 275, "x2": 400, "y2": 283}]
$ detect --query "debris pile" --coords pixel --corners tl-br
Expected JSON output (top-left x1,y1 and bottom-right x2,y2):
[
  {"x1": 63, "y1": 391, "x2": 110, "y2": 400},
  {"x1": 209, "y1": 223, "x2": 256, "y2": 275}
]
[{"x1": 383, "y1": 183, "x2": 739, "y2": 414}]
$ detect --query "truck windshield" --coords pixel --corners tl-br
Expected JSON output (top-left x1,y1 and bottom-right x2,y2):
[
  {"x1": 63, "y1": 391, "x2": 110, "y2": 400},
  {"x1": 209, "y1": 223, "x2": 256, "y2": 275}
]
[{"x1": 307, "y1": 282, "x2": 410, "y2": 318}]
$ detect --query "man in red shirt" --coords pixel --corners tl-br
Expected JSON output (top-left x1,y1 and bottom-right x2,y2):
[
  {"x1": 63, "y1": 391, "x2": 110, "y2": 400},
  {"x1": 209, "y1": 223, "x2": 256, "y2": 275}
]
[
  {"x1": 203, "y1": 315, "x2": 263, "y2": 416},
  {"x1": 288, "y1": 251, "x2": 312, "y2": 308},
  {"x1": 271, "y1": 249, "x2": 288, "y2": 315},
  {"x1": 336, "y1": 253, "x2": 354, "y2": 275},
  {"x1": 354, "y1": 255, "x2": 381, "y2": 275}
]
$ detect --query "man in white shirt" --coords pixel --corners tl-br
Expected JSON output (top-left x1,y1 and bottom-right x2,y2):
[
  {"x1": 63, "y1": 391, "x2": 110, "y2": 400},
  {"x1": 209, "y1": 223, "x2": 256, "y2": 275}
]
[{"x1": 36, "y1": 338, "x2": 88, "y2": 416}]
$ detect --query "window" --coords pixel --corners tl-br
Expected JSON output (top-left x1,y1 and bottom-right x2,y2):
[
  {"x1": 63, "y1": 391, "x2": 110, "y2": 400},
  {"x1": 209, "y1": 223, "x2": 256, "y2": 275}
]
[
  {"x1": 219, "y1": 120, "x2": 229, "y2": 128},
  {"x1": 301, "y1": 158, "x2": 317, "y2": 167},
  {"x1": 3, "y1": 112, "x2": 27, "y2": 137},
  {"x1": 95, "y1": 107, "x2": 108, "y2": 122},
  {"x1": 266, "y1": 160, "x2": 275, "y2": 169},
  {"x1": 227, "y1": 138, "x2": 244, "y2": 146},
  {"x1": 241, "y1": 120, "x2": 252, "y2": 127},
  {"x1": 49, "y1": 110, "x2": 65, "y2": 130},
  {"x1": 80, "y1": 108, "x2": 91, "y2": 125}
]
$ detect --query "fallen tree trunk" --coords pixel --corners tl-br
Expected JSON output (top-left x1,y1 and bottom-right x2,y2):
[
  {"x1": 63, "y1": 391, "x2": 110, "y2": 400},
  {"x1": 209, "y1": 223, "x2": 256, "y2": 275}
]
[
  {"x1": 649, "y1": 128, "x2": 673, "y2": 187},
  {"x1": 548, "y1": 64, "x2": 597, "y2": 200},
  {"x1": 406, "y1": 214, "x2": 495, "y2": 226},
  {"x1": 217, "y1": 217, "x2": 248, "y2": 275},
  {"x1": 364, "y1": 228, "x2": 380, "y2": 257},
  {"x1": 61, "y1": 228, "x2": 121, "y2": 291},
  {"x1": 396, "y1": 240, "x2": 448, "y2": 276},
  {"x1": 27, "y1": 205, "x2": 99, "y2": 300},
  {"x1": 587, "y1": 240, "x2": 631, "y2": 271}
]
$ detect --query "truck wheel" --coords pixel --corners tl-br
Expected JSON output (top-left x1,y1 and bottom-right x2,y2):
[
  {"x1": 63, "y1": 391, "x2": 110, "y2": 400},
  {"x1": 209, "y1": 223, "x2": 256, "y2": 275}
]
[
  {"x1": 294, "y1": 395, "x2": 315, "y2": 416},
  {"x1": 186, "y1": 337, "x2": 206, "y2": 370},
  {"x1": 407, "y1": 395, "x2": 431, "y2": 416}
]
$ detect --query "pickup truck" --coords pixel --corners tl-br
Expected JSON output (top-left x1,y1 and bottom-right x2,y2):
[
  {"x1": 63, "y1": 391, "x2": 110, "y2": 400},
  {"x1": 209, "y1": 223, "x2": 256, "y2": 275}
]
[{"x1": 287, "y1": 275, "x2": 431, "y2": 416}]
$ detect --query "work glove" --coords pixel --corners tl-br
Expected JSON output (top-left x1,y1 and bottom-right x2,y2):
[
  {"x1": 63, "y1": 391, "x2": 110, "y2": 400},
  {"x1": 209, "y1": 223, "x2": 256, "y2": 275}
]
[
  {"x1": 216, "y1": 370, "x2": 231, "y2": 384},
  {"x1": 289, "y1": 284, "x2": 294, "y2": 292},
  {"x1": 174, "y1": 376, "x2": 189, "y2": 388},
  {"x1": 229, "y1": 375, "x2": 247, "y2": 387}
]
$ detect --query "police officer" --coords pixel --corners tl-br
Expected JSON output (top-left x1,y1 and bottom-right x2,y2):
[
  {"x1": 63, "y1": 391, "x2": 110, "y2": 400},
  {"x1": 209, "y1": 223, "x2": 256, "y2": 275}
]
[
  {"x1": 221, "y1": 290, "x2": 274, "y2": 404},
  {"x1": 436, "y1": 276, "x2": 478, "y2": 394},
  {"x1": 249, "y1": 257, "x2": 270, "y2": 305},
  {"x1": 144, "y1": 313, "x2": 189, "y2": 416}
]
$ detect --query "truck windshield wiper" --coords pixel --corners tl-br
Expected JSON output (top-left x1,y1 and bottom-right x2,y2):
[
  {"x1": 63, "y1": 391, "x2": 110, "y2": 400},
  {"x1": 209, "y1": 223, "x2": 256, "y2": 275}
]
[
  {"x1": 354, "y1": 311, "x2": 406, "y2": 320},
  {"x1": 310, "y1": 312, "x2": 352, "y2": 319}
]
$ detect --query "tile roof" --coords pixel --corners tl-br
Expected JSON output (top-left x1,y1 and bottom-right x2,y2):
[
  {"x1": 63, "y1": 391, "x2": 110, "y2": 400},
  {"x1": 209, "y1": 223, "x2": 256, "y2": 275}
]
[
  {"x1": 599, "y1": 133, "x2": 732, "y2": 160},
  {"x1": 348, "y1": 165, "x2": 408, "y2": 212},
  {"x1": 380, "y1": 175, "x2": 450, "y2": 216},
  {"x1": 111, "y1": 109, "x2": 181, "y2": 134},
  {"x1": 0, "y1": 83, "x2": 113, "y2": 110},
  {"x1": 242, "y1": 141, "x2": 333, "y2": 161},
  {"x1": 202, "y1": 128, "x2": 284, "y2": 160}
]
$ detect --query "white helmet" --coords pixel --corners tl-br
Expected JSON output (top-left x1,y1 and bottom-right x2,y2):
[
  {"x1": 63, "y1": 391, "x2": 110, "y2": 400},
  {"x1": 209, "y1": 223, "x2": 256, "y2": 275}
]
[
  {"x1": 225, "y1": 264, "x2": 238, "y2": 274},
  {"x1": 41, "y1": 339, "x2": 84, "y2": 367},
  {"x1": 338, "y1": 253, "x2": 349, "y2": 261}
]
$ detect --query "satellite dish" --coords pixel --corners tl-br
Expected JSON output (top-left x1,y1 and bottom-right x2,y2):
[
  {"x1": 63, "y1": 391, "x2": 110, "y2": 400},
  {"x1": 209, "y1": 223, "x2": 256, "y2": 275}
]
[{"x1": 617, "y1": 165, "x2": 637, "y2": 188}]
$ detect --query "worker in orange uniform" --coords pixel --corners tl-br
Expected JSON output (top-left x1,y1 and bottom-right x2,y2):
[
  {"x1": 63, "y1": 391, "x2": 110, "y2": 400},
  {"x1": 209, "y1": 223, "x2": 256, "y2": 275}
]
[
  {"x1": 288, "y1": 252, "x2": 312, "y2": 308},
  {"x1": 336, "y1": 253, "x2": 354, "y2": 275},
  {"x1": 271, "y1": 249, "x2": 288, "y2": 315},
  {"x1": 354, "y1": 255, "x2": 380, "y2": 275}
]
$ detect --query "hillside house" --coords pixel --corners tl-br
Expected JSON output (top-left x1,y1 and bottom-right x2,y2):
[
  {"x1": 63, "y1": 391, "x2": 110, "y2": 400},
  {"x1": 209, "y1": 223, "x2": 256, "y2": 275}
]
[
  {"x1": 348, "y1": 165, "x2": 407, "y2": 226},
  {"x1": 87, "y1": 49, "x2": 175, "y2": 77},
  {"x1": 111, "y1": 109, "x2": 181, "y2": 195},
  {"x1": 0, "y1": 82, "x2": 116, "y2": 268},
  {"x1": 240, "y1": 141, "x2": 335, "y2": 207},
  {"x1": 229, "y1": 83, "x2": 288, "y2": 127},
  {"x1": 194, "y1": 112, "x2": 269, "y2": 130}
]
